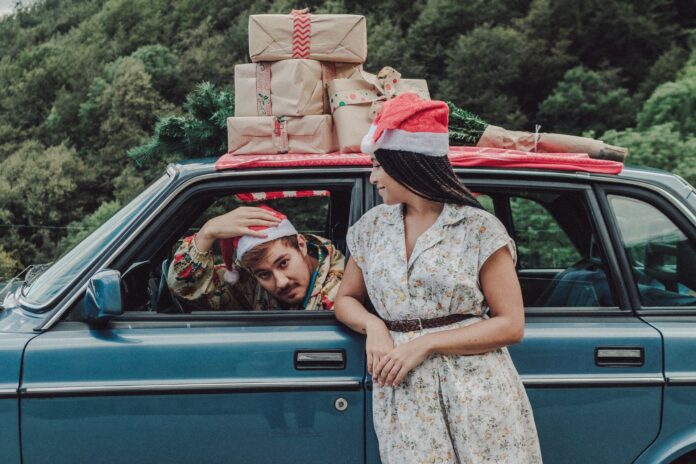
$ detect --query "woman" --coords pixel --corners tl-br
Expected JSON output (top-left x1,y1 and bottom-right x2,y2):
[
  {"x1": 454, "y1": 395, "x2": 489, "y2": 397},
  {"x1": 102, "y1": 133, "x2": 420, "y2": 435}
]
[{"x1": 334, "y1": 93, "x2": 542, "y2": 463}]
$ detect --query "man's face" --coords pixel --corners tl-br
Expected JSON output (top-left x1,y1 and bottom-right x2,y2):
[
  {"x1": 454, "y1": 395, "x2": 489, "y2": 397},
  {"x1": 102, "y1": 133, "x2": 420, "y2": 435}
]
[{"x1": 250, "y1": 236, "x2": 313, "y2": 306}]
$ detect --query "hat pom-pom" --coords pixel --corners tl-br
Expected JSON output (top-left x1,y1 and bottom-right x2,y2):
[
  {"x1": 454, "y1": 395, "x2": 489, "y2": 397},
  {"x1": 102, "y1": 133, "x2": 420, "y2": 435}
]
[{"x1": 223, "y1": 267, "x2": 240, "y2": 284}]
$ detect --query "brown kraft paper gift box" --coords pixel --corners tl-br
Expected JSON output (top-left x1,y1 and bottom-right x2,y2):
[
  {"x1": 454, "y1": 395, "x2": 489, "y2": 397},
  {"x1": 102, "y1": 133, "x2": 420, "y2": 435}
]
[
  {"x1": 248, "y1": 12, "x2": 367, "y2": 63},
  {"x1": 328, "y1": 67, "x2": 430, "y2": 153},
  {"x1": 235, "y1": 60, "x2": 362, "y2": 117},
  {"x1": 227, "y1": 115, "x2": 338, "y2": 155}
]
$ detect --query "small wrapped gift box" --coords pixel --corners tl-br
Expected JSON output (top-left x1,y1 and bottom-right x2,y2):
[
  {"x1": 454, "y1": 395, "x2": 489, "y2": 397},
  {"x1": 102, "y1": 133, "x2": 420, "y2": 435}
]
[
  {"x1": 248, "y1": 11, "x2": 367, "y2": 63},
  {"x1": 227, "y1": 115, "x2": 338, "y2": 155},
  {"x1": 477, "y1": 125, "x2": 628, "y2": 161},
  {"x1": 328, "y1": 67, "x2": 430, "y2": 152},
  {"x1": 235, "y1": 60, "x2": 362, "y2": 117}
]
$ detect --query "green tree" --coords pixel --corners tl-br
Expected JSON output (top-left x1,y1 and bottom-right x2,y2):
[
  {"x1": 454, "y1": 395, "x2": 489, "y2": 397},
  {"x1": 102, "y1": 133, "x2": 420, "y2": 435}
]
[
  {"x1": 637, "y1": 51, "x2": 696, "y2": 136},
  {"x1": 441, "y1": 26, "x2": 529, "y2": 128},
  {"x1": 601, "y1": 124, "x2": 696, "y2": 185},
  {"x1": 537, "y1": 66, "x2": 638, "y2": 134},
  {"x1": 0, "y1": 245, "x2": 22, "y2": 282}
]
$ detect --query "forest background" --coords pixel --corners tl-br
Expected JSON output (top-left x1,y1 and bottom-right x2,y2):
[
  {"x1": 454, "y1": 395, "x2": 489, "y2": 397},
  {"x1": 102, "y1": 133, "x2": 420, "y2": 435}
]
[{"x1": 0, "y1": 0, "x2": 695, "y2": 280}]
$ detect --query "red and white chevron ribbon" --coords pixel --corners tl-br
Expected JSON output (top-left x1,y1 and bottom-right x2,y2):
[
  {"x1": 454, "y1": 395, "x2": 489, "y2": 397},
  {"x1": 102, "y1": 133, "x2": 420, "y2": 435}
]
[{"x1": 291, "y1": 9, "x2": 311, "y2": 59}]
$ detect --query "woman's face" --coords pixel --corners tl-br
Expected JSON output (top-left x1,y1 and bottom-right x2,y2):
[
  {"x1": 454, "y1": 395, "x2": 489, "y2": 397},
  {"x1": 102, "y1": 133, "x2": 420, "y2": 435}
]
[{"x1": 369, "y1": 155, "x2": 412, "y2": 205}]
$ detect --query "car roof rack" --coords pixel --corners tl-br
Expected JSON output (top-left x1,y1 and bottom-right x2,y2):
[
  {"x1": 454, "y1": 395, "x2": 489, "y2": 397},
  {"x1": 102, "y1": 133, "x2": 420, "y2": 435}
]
[{"x1": 216, "y1": 146, "x2": 623, "y2": 175}]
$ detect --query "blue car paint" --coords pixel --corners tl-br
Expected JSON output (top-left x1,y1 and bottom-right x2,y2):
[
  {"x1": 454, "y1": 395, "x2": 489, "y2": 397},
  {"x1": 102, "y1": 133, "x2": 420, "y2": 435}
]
[
  {"x1": 20, "y1": 322, "x2": 365, "y2": 464},
  {"x1": 0, "y1": 333, "x2": 36, "y2": 463},
  {"x1": 634, "y1": 318, "x2": 696, "y2": 463},
  {"x1": 510, "y1": 318, "x2": 663, "y2": 464}
]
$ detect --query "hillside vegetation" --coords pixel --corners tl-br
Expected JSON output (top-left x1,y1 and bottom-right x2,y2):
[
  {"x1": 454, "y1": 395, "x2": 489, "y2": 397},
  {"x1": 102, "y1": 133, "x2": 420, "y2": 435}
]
[{"x1": 0, "y1": 0, "x2": 694, "y2": 279}]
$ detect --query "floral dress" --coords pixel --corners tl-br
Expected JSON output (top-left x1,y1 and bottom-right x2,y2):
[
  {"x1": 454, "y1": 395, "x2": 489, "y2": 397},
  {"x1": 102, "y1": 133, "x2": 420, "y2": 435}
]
[{"x1": 346, "y1": 203, "x2": 542, "y2": 464}]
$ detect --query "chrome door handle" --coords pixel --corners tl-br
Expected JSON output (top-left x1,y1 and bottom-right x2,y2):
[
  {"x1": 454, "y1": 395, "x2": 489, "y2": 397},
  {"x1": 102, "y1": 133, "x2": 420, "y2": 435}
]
[
  {"x1": 595, "y1": 346, "x2": 644, "y2": 367},
  {"x1": 295, "y1": 350, "x2": 346, "y2": 370}
]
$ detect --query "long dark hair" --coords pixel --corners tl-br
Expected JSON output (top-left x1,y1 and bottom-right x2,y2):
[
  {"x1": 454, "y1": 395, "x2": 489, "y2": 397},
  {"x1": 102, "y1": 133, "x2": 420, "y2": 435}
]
[{"x1": 374, "y1": 149, "x2": 483, "y2": 209}]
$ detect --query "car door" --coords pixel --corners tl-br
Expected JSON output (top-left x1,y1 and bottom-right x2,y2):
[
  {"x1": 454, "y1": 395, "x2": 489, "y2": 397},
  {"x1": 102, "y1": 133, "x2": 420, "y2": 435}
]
[
  {"x1": 458, "y1": 175, "x2": 664, "y2": 464},
  {"x1": 19, "y1": 172, "x2": 368, "y2": 464},
  {"x1": 597, "y1": 185, "x2": 696, "y2": 464}
]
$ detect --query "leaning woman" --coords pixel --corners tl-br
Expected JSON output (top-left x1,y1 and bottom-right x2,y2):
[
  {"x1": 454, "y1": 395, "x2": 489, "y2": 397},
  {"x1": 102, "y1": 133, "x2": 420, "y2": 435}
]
[{"x1": 334, "y1": 93, "x2": 542, "y2": 463}]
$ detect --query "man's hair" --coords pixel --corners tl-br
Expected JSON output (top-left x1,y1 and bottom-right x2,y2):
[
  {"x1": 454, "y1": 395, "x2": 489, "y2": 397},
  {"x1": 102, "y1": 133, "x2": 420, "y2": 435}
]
[{"x1": 240, "y1": 235, "x2": 300, "y2": 270}]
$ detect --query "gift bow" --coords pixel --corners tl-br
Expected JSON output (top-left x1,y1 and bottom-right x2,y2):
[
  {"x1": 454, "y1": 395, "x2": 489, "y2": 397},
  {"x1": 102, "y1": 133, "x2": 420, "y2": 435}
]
[{"x1": 329, "y1": 66, "x2": 426, "y2": 119}]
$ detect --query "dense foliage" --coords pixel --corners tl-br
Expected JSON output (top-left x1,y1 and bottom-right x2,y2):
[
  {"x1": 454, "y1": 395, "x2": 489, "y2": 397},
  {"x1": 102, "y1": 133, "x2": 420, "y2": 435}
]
[{"x1": 0, "y1": 0, "x2": 694, "y2": 279}]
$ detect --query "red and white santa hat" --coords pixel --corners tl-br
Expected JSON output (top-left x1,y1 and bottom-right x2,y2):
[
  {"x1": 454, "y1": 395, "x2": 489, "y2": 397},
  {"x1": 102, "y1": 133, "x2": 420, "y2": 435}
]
[
  {"x1": 218, "y1": 205, "x2": 298, "y2": 284},
  {"x1": 360, "y1": 93, "x2": 449, "y2": 157}
]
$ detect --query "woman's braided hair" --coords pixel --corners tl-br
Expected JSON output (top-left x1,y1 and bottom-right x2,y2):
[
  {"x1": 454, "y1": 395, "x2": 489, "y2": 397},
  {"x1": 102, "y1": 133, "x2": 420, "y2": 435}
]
[{"x1": 374, "y1": 149, "x2": 483, "y2": 209}]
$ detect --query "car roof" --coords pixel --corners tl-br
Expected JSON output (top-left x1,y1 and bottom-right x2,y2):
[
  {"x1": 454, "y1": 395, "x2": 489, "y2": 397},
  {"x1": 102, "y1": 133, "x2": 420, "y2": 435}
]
[{"x1": 170, "y1": 148, "x2": 695, "y2": 205}]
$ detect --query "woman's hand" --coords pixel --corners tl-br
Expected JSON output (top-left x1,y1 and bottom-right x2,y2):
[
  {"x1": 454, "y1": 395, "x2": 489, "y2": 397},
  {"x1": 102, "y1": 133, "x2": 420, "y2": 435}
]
[
  {"x1": 365, "y1": 318, "x2": 394, "y2": 377},
  {"x1": 195, "y1": 207, "x2": 282, "y2": 252},
  {"x1": 373, "y1": 335, "x2": 432, "y2": 387}
]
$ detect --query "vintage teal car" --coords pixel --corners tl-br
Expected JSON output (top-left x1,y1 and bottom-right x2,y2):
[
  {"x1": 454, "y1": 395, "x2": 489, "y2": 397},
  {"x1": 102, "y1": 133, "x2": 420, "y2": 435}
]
[{"x1": 1, "y1": 150, "x2": 695, "y2": 463}]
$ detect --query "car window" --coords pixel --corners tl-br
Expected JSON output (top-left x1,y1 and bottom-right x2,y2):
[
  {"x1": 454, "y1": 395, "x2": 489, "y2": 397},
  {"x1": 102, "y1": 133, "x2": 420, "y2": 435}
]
[
  {"x1": 20, "y1": 173, "x2": 172, "y2": 311},
  {"x1": 510, "y1": 197, "x2": 582, "y2": 269},
  {"x1": 506, "y1": 191, "x2": 616, "y2": 308},
  {"x1": 112, "y1": 180, "x2": 356, "y2": 316},
  {"x1": 608, "y1": 195, "x2": 696, "y2": 307}
]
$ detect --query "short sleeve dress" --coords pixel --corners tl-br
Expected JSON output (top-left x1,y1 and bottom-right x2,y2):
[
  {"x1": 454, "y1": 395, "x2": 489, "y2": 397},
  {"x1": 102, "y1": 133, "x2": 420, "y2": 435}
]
[{"x1": 346, "y1": 202, "x2": 542, "y2": 464}]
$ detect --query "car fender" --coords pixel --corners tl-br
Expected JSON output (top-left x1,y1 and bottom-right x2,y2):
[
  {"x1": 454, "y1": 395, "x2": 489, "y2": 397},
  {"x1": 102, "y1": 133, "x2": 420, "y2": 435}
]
[{"x1": 634, "y1": 426, "x2": 696, "y2": 464}]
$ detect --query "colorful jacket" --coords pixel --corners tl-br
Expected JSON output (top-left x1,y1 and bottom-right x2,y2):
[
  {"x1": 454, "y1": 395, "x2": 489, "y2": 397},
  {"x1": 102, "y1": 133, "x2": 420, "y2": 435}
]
[{"x1": 167, "y1": 234, "x2": 345, "y2": 311}]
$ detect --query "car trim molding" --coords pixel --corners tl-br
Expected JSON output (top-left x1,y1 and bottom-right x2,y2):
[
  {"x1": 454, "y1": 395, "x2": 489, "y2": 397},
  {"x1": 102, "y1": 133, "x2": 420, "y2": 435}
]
[
  {"x1": 521, "y1": 375, "x2": 664, "y2": 387},
  {"x1": 21, "y1": 379, "x2": 362, "y2": 397},
  {"x1": 0, "y1": 389, "x2": 17, "y2": 398},
  {"x1": 666, "y1": 376, "x2": 696, "y2": 385}
]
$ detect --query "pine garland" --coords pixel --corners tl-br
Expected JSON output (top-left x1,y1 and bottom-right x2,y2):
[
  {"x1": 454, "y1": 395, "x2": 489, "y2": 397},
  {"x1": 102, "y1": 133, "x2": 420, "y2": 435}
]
[
  {"x1": 447, "y1": 101, "x2": 488, "y2": 146},
  {"x1": 128, "y1": 82, "x2": 234, "y2": 166}
]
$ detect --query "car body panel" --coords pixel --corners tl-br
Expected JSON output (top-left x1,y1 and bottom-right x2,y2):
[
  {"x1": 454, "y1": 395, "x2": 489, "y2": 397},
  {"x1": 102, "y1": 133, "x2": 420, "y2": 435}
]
[
  {"x1": 21, "y1": 320, "x2": 365, "y2": 464},
  {"x1": 0, "y1": 333, "x2": 34, "y2": 464},
  {"x1": 512, "y1": 318, "x2": 663, "y2": 463},
  {"x1": 634, "y1": 317, "x2": 696, "y2": 464}
]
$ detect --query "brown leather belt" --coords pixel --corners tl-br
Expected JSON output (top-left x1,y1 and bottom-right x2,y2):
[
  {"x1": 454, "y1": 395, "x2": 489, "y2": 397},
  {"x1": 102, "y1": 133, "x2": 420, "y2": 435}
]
[{"x1": 382, "y1": 313, "x2": 476, "y2": 332}]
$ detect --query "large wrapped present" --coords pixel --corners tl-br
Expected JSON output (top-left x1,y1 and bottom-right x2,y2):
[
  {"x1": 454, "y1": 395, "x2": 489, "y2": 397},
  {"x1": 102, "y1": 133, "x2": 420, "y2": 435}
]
[
  {"x1": 328, "y1": 67, "x2": 430, "y2": 152},
  {"x1": 249, "y1": 11, "x2": 367, "y2": 63},
  {"x1": 477, "y1": 125, "x2": 628, "y2": 161},
  {"x1": 227, "y1": 115, "x2": 337, "y2": 155},
  {"x1": 235, "y1": 60, "x2": 323, "y2": 117},
  {"x1": 235, "y1": 60, "x2": 362, "y2": 117}
]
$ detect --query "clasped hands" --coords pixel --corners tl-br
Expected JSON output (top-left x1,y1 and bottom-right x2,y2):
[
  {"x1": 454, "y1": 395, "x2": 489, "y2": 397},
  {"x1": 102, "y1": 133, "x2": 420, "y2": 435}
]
[{"x1": 366, "y1": 319, "x2": 432, "y2": 388}]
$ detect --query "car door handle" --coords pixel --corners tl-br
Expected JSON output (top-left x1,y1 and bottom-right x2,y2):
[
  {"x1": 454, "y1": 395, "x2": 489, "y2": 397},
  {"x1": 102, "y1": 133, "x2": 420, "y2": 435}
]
[
  {"x1": 295, "y1": 350, "x2": 346, "y2": 370},
  {"x1": 595, "y1": 347, "x2": 644, "y2": 367}
]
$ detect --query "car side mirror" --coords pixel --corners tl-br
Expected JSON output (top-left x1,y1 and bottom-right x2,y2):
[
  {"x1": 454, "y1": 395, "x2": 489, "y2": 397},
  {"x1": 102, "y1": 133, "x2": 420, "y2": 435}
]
[{"x1": 82, "y1": 269, "x2": 123, "y2": 321}]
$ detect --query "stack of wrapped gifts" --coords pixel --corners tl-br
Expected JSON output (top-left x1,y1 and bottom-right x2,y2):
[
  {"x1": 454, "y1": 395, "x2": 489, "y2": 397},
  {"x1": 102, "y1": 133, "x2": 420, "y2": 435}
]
[
  {"x1": 227, "y1": 10, "x2": 431, "y2": 155},
  {"x1": 227, "y1": 10, "x2": 627, "y2": 161}
]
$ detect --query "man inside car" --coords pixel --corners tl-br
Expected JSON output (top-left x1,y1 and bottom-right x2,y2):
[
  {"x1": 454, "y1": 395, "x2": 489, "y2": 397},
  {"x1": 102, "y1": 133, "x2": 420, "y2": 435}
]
[{"x1": 168, "y1": 205, "x2": 344, "y2": 311}]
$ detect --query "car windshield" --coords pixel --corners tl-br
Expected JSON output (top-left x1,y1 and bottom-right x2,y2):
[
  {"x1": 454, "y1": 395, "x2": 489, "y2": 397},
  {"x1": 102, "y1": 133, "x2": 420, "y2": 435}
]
[{"x1": 19, "y1": 173, "x2": 172, "y2": 312}]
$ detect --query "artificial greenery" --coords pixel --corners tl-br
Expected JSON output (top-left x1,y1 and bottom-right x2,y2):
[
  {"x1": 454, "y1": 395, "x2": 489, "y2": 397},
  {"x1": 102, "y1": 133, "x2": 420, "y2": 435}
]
[{"x1": 447, "y1": 101, "x2": 489, "y2": 146}]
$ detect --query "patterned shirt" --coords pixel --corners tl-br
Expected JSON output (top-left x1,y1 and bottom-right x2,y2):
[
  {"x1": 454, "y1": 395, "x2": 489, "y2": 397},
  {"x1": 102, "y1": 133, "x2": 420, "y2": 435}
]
[{"x1": 167, "y1": 234, "x2": 345, "y2": 311}]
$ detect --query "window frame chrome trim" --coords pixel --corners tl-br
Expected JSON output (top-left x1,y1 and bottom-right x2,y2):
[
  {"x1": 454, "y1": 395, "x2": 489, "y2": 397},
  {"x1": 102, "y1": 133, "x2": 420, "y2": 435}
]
[
  {"x1": 37, "y1": 166, "x2": 694, "y2": 331},
  {"x1": 38, "y1": 169, "x2": 365, "y2": 331}
]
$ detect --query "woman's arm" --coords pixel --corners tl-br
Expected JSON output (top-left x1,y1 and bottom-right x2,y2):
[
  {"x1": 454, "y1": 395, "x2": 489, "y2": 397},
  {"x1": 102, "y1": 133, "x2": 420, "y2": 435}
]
[
  {"x1": 335, "y1": 257, "x2": 394, "y2": 374},
  {"x1": 374, "y1": 246, "x2": 524, "y2": 386}
]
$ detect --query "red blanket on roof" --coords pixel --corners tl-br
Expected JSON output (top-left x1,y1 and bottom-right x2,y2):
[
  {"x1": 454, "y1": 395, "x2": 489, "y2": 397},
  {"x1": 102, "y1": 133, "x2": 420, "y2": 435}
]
[{"x1": 216, "y1": 146, "x2": 623, "y2": 175}]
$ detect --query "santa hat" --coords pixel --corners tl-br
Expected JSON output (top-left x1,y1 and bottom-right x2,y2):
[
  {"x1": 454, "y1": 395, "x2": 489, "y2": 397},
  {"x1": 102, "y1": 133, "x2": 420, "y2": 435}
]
[
  {"x1": 218, "y1": 205, "x2": 298, "y2": 284},
  {"x1": 360, "y1": 93, "x2": 449, "y2": 157}
]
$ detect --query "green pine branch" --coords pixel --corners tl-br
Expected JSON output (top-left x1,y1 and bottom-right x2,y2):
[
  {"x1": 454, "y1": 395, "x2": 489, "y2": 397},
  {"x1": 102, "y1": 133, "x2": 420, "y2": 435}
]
[
  {"x1": 128, "y1": 82, "x2": 234, "y2": 166},
  {"x1": 447, "y1": 101, "x2": 489, "y2": 146}
]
